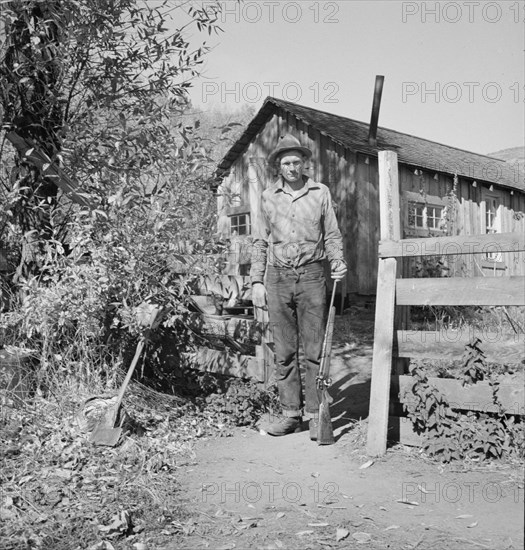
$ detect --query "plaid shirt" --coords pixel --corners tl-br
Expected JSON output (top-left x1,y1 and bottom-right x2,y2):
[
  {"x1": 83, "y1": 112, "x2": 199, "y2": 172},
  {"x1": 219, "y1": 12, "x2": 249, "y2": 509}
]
[{"x1": 250, "y1": 176, "x2": 345, "y2": 284}]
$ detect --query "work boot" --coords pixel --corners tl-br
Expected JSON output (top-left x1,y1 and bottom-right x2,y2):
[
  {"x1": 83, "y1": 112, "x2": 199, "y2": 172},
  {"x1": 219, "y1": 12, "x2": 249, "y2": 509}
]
[
  {"x1": 309, "y1": 419, "x2": 319, "y2": 441},
  {"x1": 262, "y1": 416, "x2": 301, "y2": 436}
]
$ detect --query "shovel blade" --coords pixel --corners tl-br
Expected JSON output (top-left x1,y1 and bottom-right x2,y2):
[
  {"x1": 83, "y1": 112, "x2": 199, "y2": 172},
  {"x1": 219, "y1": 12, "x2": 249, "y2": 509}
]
[{"x1": 90, "y1": 426, "x2": 123, "y2": 447}]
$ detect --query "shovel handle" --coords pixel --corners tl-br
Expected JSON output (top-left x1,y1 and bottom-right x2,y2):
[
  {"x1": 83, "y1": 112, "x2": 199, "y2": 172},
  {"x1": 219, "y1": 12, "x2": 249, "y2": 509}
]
[
  {"x1": 109, "y1": 307, "x2": 161, "y2": 426},
  {"x1": 110, "y1": 336, "x2": 145, "y2": 425}
]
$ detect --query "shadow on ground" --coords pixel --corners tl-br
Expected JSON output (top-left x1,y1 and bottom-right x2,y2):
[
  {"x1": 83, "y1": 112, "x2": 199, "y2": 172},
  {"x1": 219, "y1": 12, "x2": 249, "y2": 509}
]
[{"x1": 327, "y1": 307, "x2": 375, "y2": 441}]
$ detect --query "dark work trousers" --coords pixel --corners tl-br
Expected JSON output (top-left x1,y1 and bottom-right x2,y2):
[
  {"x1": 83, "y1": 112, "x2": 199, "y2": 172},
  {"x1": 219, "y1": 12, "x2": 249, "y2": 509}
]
[{"x1": 266, "y1": 262, "x2": 327, "y2": 419}]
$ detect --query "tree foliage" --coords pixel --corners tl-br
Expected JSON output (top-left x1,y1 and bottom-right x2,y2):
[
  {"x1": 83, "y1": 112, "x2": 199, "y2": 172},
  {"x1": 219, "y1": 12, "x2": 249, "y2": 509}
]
[
  {"x1": 0, "y1": 0, "x2": 248, "y2": 390},
  {"x1": 0, "y1": 0, "x2": 223, "y2": 280}
]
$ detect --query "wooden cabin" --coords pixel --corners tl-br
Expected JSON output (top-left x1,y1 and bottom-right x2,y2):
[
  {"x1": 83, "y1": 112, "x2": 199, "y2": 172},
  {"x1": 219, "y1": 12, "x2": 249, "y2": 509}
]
[{"x1": 216, "y1": 97, "x2": 525, "y2": 303}]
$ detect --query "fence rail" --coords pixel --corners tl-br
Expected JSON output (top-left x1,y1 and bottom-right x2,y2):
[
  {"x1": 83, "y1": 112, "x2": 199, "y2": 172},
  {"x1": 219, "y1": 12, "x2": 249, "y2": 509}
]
[
  {"x1": 366, "y1": 150, "x2": 525, "y2": 457},
  {"x1": 379, "y1": 232, "x2": 525, "y2": 258},
  {"x1": 396, "y1": 276, "x2": 524, "y2": 306}
]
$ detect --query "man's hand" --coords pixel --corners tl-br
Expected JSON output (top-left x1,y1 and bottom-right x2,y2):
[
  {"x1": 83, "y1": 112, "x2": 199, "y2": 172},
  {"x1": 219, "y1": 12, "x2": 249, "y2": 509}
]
[
  {"x1": 251, "y1": 283, "x2": 268, "y2": 309},
  {"x1": 331, "y1": 260, "x2": 347, "y2": 281}
]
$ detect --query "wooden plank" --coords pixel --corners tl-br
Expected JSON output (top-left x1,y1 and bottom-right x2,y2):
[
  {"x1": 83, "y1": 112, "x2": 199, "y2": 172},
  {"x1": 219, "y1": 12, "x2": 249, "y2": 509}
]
[
  {"x1": 502, "y1": 207, "x2": 511, "y2": 275},
  {"x1": 308, "y1": 126, "x2": 322, "y2": 182},
  {"x1": 471, "y1": 190, "x2": 480, "y2": 234},
  {"x1": 379, "y1": 152, "x2": 406, "y2": 370},
  {"x1": 182, "y1": 347, "x2": 264, "y2": 382},
  {"x1": 356, "y1": 156, "x2": 372, "y2": 294},
  {"x1": 462, "y1": 197, "x2": 478, "y2": 277},
  {"x1": 379, "y1": 232, "x2": 525, "y2": 258},
  {"x1": 345, "y1": 150, "x2": 358, "y2": 294},
  {"x1": 336, "y1": 144, "x2": 349, "y2": 300},
  {"x1": 396, "y1": 276, "x2": 525, "y2": 306},
  {"x1": 378, "y1": 151, "x2": 401, "y2": 241},
  {"x1": 393, "y1": 375, "x2": 524, "y2": 415},
  {"x1": 397, "y1": 330, "x2": 525, "y2": 364},
  {"x1": 388, "y1": 416, "x2": 423, "y2": 447},
  {"x1": 367, "y1": 150, "x2": 402, "y2": 455},
  {"x1": 248, "y1": 155, "x2": 264, "y2": 272},
  {"x1": 480, "y1": 200, "x2": 487, "y2": 235},
  {"x1": 200, "y1": 315, "x2": 257, "y2": 339},
  {"x1": 368, "y1": 159, "x2": 380, "y2": 294},
  {"x1": 320, "y1": 133, "x2": 331, "y2": 184},
  {"x1": 366, "y1": 257, "x2": 397, "y2": 456},
  {"x1": 217, "y1": 178, "x2": 232, "y2": 239}
]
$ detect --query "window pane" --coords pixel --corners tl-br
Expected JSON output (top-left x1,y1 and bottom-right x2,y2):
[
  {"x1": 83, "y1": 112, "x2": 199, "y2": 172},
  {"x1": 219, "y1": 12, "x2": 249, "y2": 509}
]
[
  {"x1": 427, "y1": 206, "x2": 443, "y2": 230},
  {"x1": 408, "y1": 202, "x2": 425, "y2": 228},
  {"x1": 486, "y1": 198, "x2": 498, "y2": 233},
  {"x1": 230, "y1": 213, "x2": 251, "y2": 236},
  {"x1": 408, "y1": 202, "x2": 444, "y2": 230},
  {"x1": 484, "y1": 197, "x2": 501, "y2": 260},
  {"x1": 414, "y1": 204, "x2": 424, "y2": 228}
]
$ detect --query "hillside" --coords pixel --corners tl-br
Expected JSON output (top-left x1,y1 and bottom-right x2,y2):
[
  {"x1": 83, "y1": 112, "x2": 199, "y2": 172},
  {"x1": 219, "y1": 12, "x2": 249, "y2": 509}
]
[
  {"x1": 487, "y1": 146, "x2": 524, "y2": 187},
  {"x1": 489, "y1": 146, "x2": 524, "y2": 168}
]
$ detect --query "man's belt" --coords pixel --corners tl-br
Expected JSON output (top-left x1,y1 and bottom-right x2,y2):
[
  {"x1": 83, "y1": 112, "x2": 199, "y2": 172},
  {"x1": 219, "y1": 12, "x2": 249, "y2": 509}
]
[{"x1": 270, "y1": 260, "x2": 324, "y2": 273}]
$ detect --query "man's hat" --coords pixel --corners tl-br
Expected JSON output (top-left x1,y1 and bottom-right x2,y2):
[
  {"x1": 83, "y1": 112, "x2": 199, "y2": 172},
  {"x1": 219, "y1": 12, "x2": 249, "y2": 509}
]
[{"x1": 268, "y1": 134, "x2": 312, "y2": 165}]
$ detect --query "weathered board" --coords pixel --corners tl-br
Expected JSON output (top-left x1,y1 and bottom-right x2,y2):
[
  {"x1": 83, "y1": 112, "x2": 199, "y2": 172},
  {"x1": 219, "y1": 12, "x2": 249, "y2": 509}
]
[
  {"x1": 379, "y1": 232, "x2": 525, "y2": 258},
  {"x1": 396, "y1": 276, "x2": 525, "y2": 306},
  {"x1": 366, "y1": 256, "x2": 397, "y2": 456},
  {"x1": 182, "y1": 347, "x2": 264, "y2": 382},
  {"x1": 367, "y1": 150, "x2": 403, "y2": 456},
  {"x1": 396, "y1": 330, "x2": 525, "y2": 364},
  {"x1": 387, "y1": 416, "x2": 424, "y2": 447},
  {"x1": 392, "y1": 375, "x2": 525, "y2": 416}
]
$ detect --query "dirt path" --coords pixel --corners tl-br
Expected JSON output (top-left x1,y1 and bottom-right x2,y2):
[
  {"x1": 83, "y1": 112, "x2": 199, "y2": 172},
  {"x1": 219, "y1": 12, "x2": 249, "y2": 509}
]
[{"x1": 168, "y1": 309, "x2": 524, "y2": 550}]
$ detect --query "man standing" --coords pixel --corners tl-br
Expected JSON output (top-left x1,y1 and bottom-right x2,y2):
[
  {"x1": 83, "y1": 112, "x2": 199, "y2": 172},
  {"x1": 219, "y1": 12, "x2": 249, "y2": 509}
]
[{"x1": 251, "y1": 134, "x2": 347, "y2": 438}]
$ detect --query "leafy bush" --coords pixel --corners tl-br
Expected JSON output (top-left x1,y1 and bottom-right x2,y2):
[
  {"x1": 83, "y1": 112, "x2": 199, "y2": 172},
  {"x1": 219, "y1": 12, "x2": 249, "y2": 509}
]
[
  {"x1": 402, "y1": 343, "x2": 524, "y2": 462},
  {"x1": 203, "y1": 379, "x2": 281, "y2": 428},
  {"x1": 144, "y1": 361, "x2": 281, "y2": 429}
]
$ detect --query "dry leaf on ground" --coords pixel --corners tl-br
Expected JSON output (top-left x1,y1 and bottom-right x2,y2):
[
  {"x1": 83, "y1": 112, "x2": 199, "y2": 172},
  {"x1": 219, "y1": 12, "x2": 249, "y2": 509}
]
[{"x1": 352, "y1": 531, "x2": 372, "y2": 543}]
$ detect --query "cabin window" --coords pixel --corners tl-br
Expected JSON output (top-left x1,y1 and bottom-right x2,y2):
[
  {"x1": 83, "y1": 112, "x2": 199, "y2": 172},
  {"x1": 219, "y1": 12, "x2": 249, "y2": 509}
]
[
  {"x1": 408, "y1": 202, "x2": 444, "y2": 231},
  {"x1": 230, "y1": 213, "x2": 251, "y2": 236},
  {"x1": 485, "y1": 197, "x2": 499, "y2": 233},
  {"x1": 484, "y1": 196, "x2": 502, "y2": 261},
  {"x1": 238, "y1": 264, "x2": 250, "y2": 276}
]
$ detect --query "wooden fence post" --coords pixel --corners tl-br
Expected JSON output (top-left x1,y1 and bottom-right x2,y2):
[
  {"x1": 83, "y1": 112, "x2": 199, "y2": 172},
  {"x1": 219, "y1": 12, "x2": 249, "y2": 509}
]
[
  {"x1": 366, "y1": 150, "x2": 401, "y2": 456},
  {"x1": 377, "y1": 151, "x2": 401, "y2": 244}
]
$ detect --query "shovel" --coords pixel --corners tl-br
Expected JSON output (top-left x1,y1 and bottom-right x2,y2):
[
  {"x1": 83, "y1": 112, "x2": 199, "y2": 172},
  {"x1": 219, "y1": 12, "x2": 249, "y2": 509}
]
[
  {"x1": 89, "y1": 336, "x2": 146, "y2": 446},
  {"x1": 90, "y1": 303, "x2": 162, "y2": 446}
]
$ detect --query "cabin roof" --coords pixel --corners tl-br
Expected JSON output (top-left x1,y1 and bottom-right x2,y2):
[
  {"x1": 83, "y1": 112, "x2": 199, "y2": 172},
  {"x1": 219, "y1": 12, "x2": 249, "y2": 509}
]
[{"x1": 218, "y1": 97, "x2": 522, "y2": 192}]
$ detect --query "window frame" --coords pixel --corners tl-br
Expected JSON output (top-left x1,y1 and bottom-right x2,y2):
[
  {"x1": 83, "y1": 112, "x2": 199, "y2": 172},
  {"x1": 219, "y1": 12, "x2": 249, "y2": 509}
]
[
  {"x1": 404, "y1": 191, "x2": 447, "y2": 237},
  {"x1": 481, "y1": 190, "x2": 504, "y2": 263},
  {"x1": 229, "y1": 210, "x2": 251, "y2": 237}
]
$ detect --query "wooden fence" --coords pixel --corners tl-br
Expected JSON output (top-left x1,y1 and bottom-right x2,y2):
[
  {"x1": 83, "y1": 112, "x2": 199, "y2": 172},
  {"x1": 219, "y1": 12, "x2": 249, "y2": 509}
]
[{"x1": 366, "y1": 151, "x2": 525, "y2": 456}]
